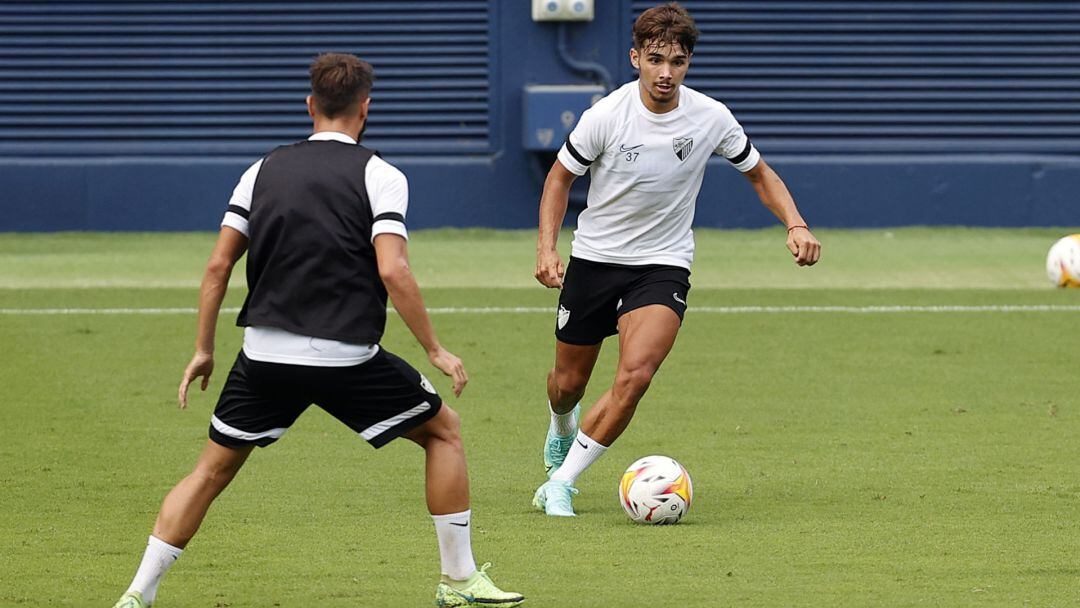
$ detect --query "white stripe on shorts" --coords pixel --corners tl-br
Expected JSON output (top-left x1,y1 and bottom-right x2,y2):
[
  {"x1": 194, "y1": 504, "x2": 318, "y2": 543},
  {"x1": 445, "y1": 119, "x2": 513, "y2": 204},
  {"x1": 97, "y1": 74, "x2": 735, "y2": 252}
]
[
  {"x1": 211, "y1": 415, "x2": 288, "y2": 442},
  {"x1": 359, "y1": 401, "x2": 432, "y2": 441}
]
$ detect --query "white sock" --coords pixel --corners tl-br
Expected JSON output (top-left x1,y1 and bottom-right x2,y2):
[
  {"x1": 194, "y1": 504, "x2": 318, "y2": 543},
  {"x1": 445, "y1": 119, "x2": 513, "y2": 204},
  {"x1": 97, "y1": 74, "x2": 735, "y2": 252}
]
[
  {"x1": 432, "y1": 510, "x2": 477, "y2": 581},
  {"x1": 126, "y1": 535, "x2": 182, "y2": 604},
  {"x1": 549, "y1": 401, "x2": 578, "y2": 437},
  {"x1": 550, "y1": 430, "x2": 607, "y2": 485}
]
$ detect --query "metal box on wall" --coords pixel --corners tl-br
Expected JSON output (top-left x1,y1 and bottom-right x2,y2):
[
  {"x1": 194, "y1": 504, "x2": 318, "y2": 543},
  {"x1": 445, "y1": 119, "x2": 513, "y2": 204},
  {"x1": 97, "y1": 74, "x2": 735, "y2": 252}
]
[{"x1": 522, "y1": 84, "x2": 606, "y2": 151}]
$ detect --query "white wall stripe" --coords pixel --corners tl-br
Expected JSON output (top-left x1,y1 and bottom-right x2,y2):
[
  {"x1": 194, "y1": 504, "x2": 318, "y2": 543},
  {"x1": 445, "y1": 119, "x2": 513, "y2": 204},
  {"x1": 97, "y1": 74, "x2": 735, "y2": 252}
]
[
  {"x1": 360, "y1": 401, "x2": 432, "y2": 441},
  {"x1": 1, "y1": 305, "x2": 1079, "y2": 316},
  {"x1": 210, "y1": 415, "x2": 287, "y2": 442}
]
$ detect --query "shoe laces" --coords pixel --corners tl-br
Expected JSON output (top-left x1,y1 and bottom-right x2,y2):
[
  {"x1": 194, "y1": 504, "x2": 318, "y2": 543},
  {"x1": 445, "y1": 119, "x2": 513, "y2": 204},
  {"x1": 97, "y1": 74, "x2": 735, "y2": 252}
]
[
  {"x1": 547, "y1": 481, "x2": 579, "y2": 508},
  {"x1": 471, "y1": 563, "x2": 499, "y2": 592},
  {"x1": 551, "y1": 434, "x2": 574, "y2": 450}
]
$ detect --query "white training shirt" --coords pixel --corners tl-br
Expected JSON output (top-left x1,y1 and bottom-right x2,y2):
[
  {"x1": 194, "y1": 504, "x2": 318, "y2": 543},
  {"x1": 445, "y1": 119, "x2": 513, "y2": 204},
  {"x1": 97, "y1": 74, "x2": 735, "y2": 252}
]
[
  {"x1": 557, "y1": 80, "x2": 761, "y2": 269},
  {"x1": 221, "y1": 131, "x2": 409, "y2": 367}
]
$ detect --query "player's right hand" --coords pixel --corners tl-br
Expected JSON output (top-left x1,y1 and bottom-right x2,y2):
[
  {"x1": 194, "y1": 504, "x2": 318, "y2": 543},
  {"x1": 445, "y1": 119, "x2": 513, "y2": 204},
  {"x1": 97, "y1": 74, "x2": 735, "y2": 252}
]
[
  {"x1": 535, "y1": 249, "x2": 564, "y2": 288},
  {"x1": 428, "y1": 346, "x2": 468, "y2": 397},
  {"x1": 178, "y1": 351, "x2": 214, "y2": 409}
]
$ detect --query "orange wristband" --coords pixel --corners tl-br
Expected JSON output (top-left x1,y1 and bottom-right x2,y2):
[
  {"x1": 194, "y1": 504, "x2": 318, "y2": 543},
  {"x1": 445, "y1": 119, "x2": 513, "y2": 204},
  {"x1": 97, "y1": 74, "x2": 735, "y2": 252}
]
[{"x1": 787, "y1": 225, "x2": 808, "y2": 232}]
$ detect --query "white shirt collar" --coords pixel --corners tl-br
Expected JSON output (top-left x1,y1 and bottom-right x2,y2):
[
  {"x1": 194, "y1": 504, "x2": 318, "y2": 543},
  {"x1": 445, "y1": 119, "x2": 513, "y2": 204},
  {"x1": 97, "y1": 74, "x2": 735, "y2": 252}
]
[{"x1": 308, "y1": 131, "x2": 358, "y2": 145}]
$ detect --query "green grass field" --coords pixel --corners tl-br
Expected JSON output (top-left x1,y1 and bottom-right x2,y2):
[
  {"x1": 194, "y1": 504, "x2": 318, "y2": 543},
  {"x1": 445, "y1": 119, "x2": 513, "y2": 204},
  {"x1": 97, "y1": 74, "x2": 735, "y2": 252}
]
[{"x1": 2, "y1": 228, "x2": 1079, "y2": 607}]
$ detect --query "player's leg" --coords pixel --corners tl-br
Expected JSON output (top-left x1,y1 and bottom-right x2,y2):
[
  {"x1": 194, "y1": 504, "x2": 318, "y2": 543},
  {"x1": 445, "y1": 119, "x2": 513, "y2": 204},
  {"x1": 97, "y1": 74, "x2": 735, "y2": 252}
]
[
  {"x1": 543, "y1": 340, "x2": 601, "y2": 476},
  {"x1": 403, "y1": 404, "x2": 469, "y2": 515},
  {"x1": 547, "y1": 340, "x2": 601, "y2": 414},
  {"x1": 320, "y1": 350, "x2": 522, "y2": 607},
  {"x1": 542, "y1": 257, "x2": 621, "y2": 478},
  {"x1": 114, "y1": 352, "x2": 308, "y2": 608},
  {"x1": 580, "y1": 304, "x2": 681, "y2": 445},
  {"x1": 153, "y1": 440, "x2": 254, "y2": 547},
  {"x1": 403, "y1": 409, "x2": 523, "y2": 607},
  {"x1": 535, "y1": 306, "x2": 681, "y2": 517},
  {"x1": 113, "y1": 441, "x2": 253, "y2": 608}
]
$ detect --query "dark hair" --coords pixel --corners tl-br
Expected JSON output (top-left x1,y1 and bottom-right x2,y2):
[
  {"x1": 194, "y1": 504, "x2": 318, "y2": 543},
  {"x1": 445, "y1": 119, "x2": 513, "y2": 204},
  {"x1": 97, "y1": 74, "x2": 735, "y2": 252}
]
[
  {"x1": 632, "y1": 3, "x2": 699, "y2": 55},
  {"x1": 309, "y1": 53, "x2": 375, "y2": 118}
]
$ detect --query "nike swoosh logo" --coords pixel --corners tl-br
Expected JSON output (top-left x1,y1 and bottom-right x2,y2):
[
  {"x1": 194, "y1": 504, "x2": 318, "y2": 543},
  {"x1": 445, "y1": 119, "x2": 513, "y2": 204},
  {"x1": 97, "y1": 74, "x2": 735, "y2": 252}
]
[
  {"x1": 673, "y1": 292, "x2": 686, "y2": 305},
  {"x1": 576, "y1": 439, "x2": 588, "y2": 449},
  {"x1": 619, "y1": 144, "x2": 644, "y2": 152},
  {"x1": 447, "y1": 589, "x2": 476, "y2": 602},
  {"x1": 449, "y1": 521, "x2": 469, "y2": 527}
]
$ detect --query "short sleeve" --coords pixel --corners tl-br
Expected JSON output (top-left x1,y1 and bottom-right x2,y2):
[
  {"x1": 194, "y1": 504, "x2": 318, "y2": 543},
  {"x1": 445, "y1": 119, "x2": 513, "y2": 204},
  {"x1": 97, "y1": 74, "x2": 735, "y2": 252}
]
[
  {"x1": 221, "y1": 159, "x2": 263, "y2": 236},
  {"x1": 714, "y1": 112, "x2": 760, "y2": 173},
  {"x1": 556, "y1": 106, "x2": 608, "y2": 175},
  {"x1": 366, "y1": 156, "x2": 409, "y2": 242}
]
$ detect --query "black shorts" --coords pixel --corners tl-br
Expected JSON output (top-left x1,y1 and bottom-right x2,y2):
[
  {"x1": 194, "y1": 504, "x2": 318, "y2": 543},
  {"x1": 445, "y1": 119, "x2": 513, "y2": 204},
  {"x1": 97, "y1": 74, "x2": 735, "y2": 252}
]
[
  {"x1": 209, "y1": 349, "x2": 441, "y2": 449},
  {"x1": 555, "y1": 256, "x2": 691, "y2": 346}
]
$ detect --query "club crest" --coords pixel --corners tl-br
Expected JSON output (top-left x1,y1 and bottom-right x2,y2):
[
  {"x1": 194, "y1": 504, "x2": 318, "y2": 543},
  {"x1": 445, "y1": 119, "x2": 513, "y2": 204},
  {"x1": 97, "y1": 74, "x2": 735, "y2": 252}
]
[
  {"x1": 557, "y1": 304, "x2": 571, "y2": 329},
  {"x1": 419, "y1": 373, "x2": 437, "y2": 395},
  {"x1": 673, "y1": 136, "x2": 694, "y2": 161}
]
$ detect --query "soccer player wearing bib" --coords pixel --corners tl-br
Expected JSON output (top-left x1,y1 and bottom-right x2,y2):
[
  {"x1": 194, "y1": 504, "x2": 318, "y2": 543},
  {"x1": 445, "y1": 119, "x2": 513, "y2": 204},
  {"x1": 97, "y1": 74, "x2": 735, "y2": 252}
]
[
  {"x1": 112, "y1": 54, "x2": 522, "y2": 607},
  {"x1": 532, "y1": 3, "x2": 821, "y2": 517}
]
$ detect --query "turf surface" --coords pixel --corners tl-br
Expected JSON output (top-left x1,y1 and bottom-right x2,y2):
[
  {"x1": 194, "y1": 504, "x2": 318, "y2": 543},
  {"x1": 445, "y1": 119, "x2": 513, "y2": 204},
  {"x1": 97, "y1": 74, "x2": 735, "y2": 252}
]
[{"x1": 2, "y1": 229, "x2": 1078, "y2": 606}]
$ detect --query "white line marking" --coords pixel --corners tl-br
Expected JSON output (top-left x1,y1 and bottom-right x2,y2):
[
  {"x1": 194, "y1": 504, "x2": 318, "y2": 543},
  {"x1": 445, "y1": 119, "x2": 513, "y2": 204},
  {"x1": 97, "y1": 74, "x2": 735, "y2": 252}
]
[{"x1": 1, "y1": 305, "x2": 1079, "y2": 315}]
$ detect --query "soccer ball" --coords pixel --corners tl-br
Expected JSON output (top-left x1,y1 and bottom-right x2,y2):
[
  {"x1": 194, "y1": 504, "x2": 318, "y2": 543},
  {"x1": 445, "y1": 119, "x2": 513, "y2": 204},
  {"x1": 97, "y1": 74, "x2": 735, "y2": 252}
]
[
  {"x1": 1046, "y1": 235, "x2": 1080, "y2": 288},
  {"x1": 618, "y1": 455, "x2": 693, "y2": 525}
]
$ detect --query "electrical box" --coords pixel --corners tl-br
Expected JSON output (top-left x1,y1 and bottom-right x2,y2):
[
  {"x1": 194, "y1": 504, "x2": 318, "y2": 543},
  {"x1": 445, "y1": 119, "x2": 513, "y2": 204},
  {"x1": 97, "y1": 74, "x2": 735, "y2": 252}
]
[
  {"x1": 532, "y1": 0, "x2": 594, "y2": 22},
  {"x1": 523, "y1": 84, "x2": 606, "y2": 151}
]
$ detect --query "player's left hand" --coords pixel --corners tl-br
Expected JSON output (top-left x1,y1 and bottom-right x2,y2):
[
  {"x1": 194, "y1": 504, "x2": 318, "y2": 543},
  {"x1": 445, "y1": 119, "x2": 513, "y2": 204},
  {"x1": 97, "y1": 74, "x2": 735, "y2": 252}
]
[
  {"x1": 787, "y1": 226, "x2": 821, "y2": 266},
  {"x1": 178, "y1": 351, "x2": 214, "y2": 409},
  {"x1": 428, "y1": 346, "x2": 468, "y2": 397}
]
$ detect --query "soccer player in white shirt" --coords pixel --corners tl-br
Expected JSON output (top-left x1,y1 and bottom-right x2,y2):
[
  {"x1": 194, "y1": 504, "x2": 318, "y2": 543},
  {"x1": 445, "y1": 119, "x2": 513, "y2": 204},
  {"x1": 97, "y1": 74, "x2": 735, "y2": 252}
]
[{"x1": 532, "y1": 3, "x2": 821, "y2": 517}]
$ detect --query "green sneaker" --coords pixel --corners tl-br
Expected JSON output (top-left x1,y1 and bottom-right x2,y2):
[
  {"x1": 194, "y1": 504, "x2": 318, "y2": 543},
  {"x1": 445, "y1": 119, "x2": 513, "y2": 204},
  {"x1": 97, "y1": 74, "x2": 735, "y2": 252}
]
[
  {"x1": 543, "y1": 404, "x2": 579, "y2": 478},
  {"x1": 532, "y1": 479, "x2": 578, "y2": 517},
  {"x1": 111, "y1": 591, "x2": 148, "y2": 608},
  {"x1": 435, "y1": 562, "x2": 524, "y2": 607}
]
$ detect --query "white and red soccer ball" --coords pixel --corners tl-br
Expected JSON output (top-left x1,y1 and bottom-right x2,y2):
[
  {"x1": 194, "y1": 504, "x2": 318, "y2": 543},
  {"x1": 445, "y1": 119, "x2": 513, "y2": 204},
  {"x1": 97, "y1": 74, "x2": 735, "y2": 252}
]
[
  {"x1": 1047, "y1": 235, "x2": 1080, "y2": 288},
  {"x1": 618, "y1": 455, "x2": 693, "y2": 525}
]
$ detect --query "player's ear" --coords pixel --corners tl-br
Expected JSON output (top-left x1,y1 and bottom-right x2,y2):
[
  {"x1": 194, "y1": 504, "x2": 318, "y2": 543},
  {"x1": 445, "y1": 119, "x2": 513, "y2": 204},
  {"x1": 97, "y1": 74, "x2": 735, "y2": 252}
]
[
  {"x1": 358, "y1": 96, "x2": 371, "y2": 122},
  {"x1": 305, "y1": 95, "x2": 316, "y2": 118},
  {"x1": 629, "y1": 47, "x2": 640, "y2": 70}
]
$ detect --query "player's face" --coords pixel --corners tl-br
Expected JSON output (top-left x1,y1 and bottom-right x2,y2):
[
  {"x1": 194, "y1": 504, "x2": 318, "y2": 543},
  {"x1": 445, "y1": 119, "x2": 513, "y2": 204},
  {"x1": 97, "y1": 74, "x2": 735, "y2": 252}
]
[{"x1": 630, "y1": 42, "x2": 690, "y2": 111}]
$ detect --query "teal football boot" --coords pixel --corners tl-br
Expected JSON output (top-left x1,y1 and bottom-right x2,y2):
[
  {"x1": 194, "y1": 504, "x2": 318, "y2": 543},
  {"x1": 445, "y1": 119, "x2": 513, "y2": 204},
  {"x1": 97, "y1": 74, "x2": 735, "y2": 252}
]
[
  {"x1": 543, "y1": 403, "x2": 579, "y2": 478},
  {"x1": 532, "y1": 479, "x2": 578, "y2": 517}
]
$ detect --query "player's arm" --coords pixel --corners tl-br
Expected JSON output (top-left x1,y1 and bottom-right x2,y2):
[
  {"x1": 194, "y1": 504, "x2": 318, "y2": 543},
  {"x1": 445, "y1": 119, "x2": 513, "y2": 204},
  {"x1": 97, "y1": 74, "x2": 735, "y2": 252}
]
[
  {"x1": 535, "y1": 160, "x2": 579, "y2": 288},
  {"x1": 374, "y1": 234, "x2": 467, "y2": 397},
  {"x1": 179, "y1": 226, "x2": 248, "y2": 408},
  {"x1": 743, "y1": 159, "x2": 821, "y2": 266}
]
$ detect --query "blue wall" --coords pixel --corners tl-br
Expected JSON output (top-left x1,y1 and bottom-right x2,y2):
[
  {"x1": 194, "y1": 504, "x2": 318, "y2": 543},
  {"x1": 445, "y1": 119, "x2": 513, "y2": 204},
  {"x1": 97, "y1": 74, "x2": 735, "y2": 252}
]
[{"x1": 1, "y1": 1, "x2": 1078, "y2": 231}]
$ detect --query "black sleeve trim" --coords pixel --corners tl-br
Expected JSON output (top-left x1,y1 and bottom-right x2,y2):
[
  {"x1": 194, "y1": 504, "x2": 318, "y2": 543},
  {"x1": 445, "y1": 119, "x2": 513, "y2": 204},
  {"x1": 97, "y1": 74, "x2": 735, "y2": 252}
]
[
  {"x1": 373, "y1": 212, "x2": 405, "y2": 224},
  {"x1": 564, "y1": 137, "x2": 594, "y2": 167},
  {"x1": 226, "y1": 204, "x2": 250, "y2": 219},
  {"x1": 727, "y1": 139, "x2": 754, "y2": 165}
]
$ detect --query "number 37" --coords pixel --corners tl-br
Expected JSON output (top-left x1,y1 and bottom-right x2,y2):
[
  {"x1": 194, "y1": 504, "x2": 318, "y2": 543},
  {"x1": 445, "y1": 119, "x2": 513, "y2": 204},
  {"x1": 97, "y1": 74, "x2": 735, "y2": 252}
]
[{"x1": 624, "y1": 152, "x2": 639, "y2": 162}]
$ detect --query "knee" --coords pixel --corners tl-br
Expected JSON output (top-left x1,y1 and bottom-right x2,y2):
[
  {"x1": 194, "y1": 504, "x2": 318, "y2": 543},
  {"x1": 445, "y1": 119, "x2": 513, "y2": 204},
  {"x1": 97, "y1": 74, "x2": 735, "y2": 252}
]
[
  {"x1": 439, "y1": 406, "x2": 463, "y2": 446},
  {"x1": 416, "y1": 405, "x2": 463, "y2": 450},
  {"x1": 550, "y1": 367, "x2": 589, "y2": 400},
  {"x1": 191, "y1": 461, "x2": 238, "y2": 491},
  {"x1": 613, "y1": 365, "x2": 655, "y2": 403}
]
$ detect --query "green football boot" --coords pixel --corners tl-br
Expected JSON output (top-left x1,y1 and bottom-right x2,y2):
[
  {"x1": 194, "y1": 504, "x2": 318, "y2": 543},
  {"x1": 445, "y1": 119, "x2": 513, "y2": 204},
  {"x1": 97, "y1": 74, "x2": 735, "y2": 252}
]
[
  {"x1": 435, "y1": 562, "x2": 524, "y2": 607},
  {"x1": 543, "y1": 404, "x2": 579, "y2": 478},
  {"x1": 532, "y1": 479, "x2": 578, "y2": 517},
  {"x1": 111, "y1": 591, "x2": 149, "y2": 608}
]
